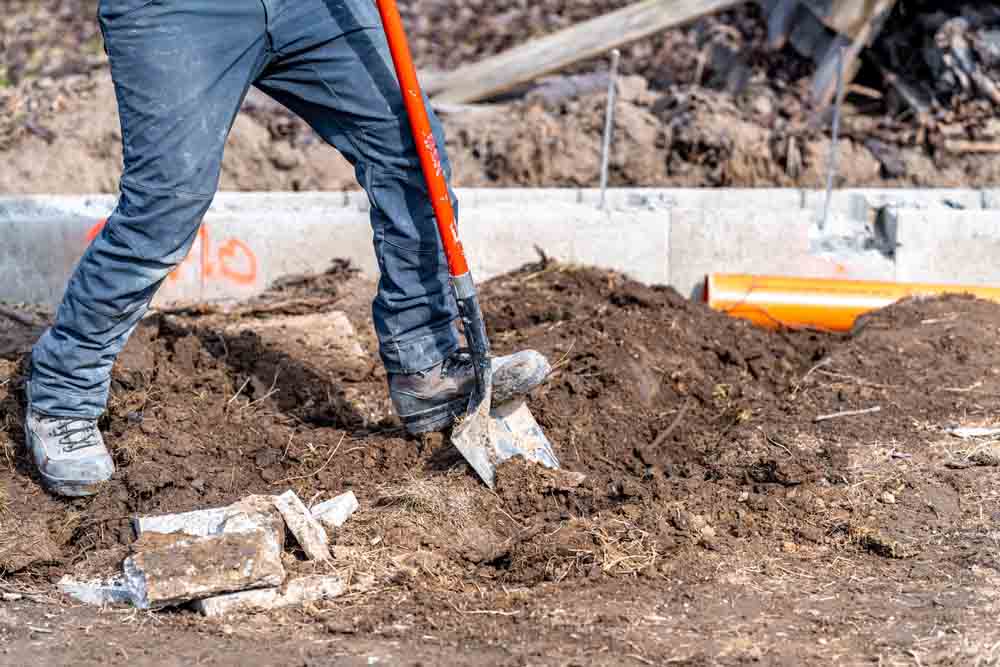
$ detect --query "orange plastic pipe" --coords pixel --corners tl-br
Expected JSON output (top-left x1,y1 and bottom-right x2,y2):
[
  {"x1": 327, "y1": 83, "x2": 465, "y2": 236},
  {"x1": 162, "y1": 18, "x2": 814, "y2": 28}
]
[
  {"x1": 376, "y1": 0, "x2": 469, "y2": 278},
  {"x1": 705, "y1": 274, "x2": 1000, "y2": 332}
]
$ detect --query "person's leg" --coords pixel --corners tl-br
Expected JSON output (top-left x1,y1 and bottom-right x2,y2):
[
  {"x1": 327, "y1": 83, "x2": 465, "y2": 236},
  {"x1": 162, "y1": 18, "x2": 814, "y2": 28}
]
[
  {"x1": 254, "y1": 0, "x2": 459, "y2": 378},
  {"x1": 27, "y1": 0, "x2": 271, "y2": 496},
  {"x1": 253, "y1": 0, "x2": 549, "y2": 434}
]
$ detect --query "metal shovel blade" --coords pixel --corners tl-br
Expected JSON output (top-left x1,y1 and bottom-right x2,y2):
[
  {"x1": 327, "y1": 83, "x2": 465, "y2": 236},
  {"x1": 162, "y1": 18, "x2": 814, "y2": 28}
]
[{"x1": 451, "y1": 391, "x2": 560, "y2": 490}]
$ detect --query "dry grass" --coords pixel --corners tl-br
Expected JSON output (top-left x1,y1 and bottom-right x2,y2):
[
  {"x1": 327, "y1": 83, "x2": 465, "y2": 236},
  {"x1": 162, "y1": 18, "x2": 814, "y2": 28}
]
[
  {"x1": 373, "y1": 475, "x2": 475, "y2": 518},
  {"x1": 0, "y1": 516, "x2": 59, "y2": 574},
  {"x1": 0, "y1": 433, "x2": 14, "y2": 473},
  {"x1": 588, "y1": 518, "x2": 660, "y2": 577},
  {"x1": 51, "y1": 510, "x2": 82, "y2": 547},
  {"x1": 111, "y1": 431, "x2": 156, "y2": 465},
  {"x1": 329, "y1": 475, "x2": 484, "y2": 592}
]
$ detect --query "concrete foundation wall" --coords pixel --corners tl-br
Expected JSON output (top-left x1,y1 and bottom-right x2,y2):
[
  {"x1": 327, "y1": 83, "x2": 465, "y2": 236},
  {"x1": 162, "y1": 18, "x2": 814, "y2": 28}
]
[{"x1": 1, "y1": 188, "x2": 997, "y2": 307}]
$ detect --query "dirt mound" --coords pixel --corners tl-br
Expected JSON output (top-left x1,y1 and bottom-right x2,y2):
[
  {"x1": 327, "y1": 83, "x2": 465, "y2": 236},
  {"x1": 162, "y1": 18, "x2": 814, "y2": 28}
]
[
  {"x1": 2, "y1": 261, "x2": 998, "y2": 599},
  {"x1": 4, "y1": 1, "x2": 997, "y2": 191}
]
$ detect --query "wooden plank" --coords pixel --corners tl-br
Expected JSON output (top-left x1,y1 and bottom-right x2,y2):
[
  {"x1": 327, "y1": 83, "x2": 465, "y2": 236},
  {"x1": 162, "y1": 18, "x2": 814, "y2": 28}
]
[
  {"x1": 942, "y1": 139, "x2": 1000, "y2": 154},
  {"x1": 811, "y1": 0, "x2": 897, "y2": 109},
  {"x1": 428, "y1": 0, "x2": 743, "y2": 104}
]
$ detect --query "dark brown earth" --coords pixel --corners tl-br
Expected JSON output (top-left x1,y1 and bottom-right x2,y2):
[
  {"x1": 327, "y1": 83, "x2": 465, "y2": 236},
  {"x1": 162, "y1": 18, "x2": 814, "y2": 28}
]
[
  {"x1": 2, "y1": 261, "x2": 1000, "y2": 664},
  {"x1": 5, "y1": 0, "x2": 1000, "y2": 194}
]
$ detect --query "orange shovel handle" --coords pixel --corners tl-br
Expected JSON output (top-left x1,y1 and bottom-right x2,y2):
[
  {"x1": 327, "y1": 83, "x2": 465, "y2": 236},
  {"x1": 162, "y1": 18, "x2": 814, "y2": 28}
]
[{"x1": 376, "y1": 0, "x2": 469, "y2": 278}]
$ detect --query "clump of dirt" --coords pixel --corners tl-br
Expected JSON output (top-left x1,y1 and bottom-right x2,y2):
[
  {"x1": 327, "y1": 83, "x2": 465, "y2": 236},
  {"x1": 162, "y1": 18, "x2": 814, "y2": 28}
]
[{"x1": 3, "y1": 260, "x2": 998, "y2": 596}]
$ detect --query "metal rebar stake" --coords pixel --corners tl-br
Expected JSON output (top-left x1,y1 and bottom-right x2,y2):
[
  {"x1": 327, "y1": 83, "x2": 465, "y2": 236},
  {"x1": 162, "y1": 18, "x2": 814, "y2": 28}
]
[
  {"x1": 599, "y1": 49, "x2": 621, "y2": 211},
  {"x1": 820, "y1": 47, "x2": 846, "y2": 232}
]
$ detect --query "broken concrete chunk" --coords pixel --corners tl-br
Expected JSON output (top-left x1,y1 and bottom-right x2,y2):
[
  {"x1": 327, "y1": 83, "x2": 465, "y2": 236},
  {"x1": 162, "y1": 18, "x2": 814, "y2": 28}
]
[
  {"x1": 311, "y1": 491, "x2": 359, "y2": 532},
  {"x1": 58, "y1": 575, "x2": 134, "y2": 607},
  {"x1": 192, "y1": 575, "x2": 346, "y2": 617},
  {"x1": 133, "y1": 506, "x2": 229, "y2": 538},
  {"x1": 123, "y1": 529, "x2": 285, "y2": 610},
  {"x1": 946, "y1": 426, "x2": 1000, "y2": 439},
  {"x1": 133, "y1": 495, "x2": 284, "y2": 543},
  {"x1": 273, "y1": 490, "x2": 331, "y2": 561}
]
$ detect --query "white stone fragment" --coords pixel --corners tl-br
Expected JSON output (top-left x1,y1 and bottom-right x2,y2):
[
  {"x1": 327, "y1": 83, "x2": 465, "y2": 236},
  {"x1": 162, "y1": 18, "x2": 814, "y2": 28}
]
[
  {"x1": 273, "y1": 490, "x2": 331, "y2": 561},
  {"x1": 133, "y1": 495, "x2": 284, "y2": 541},
  {"x1": 192, "y1": 575, "x2": 346, "y2": 617},
  {"x1": 58, "y1": 575, "x2": 134, "y2": 606},
  {"x1": 133, "y1": 507, "x2": 229, "y2": 538},
  {"x1": 946, "y1": 426, "x2": 1000, "y2": 439},
  {"x1": 310, "y1": 491, "x2": 359, "y2": 532}
]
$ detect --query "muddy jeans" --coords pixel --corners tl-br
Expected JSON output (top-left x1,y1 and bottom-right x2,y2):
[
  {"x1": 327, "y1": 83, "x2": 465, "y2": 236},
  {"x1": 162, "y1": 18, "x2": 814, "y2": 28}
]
[{"x1": 29, "y1": 0, "x2": 460, "y2": 418}]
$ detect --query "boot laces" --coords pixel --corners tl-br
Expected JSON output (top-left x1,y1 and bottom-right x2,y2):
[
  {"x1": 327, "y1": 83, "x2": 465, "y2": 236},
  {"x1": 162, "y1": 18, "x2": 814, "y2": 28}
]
[{"x1": 43, "y1": 416, "x2": 100, "y2": 453}]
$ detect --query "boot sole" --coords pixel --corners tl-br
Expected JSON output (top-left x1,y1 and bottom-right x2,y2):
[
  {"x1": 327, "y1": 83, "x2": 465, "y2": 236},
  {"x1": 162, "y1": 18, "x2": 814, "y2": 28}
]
[{"x1": 400, "y1": 397, "x2": 469, "y2": 435}]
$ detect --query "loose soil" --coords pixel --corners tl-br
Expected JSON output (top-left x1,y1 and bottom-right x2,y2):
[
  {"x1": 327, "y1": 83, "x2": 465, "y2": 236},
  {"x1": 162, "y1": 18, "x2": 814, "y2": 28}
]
[
  {"x1": 2, "y1": 260, "x2": 1000, "y2": 664},
  {"x1": 4, "y1": 1, "x2": 1000, "y2": 194}
]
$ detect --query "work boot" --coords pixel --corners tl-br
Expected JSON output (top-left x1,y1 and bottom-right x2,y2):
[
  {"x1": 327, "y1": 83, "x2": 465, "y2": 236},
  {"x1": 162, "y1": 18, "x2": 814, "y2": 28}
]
[
  {"x1": 24, "y1": 410, "x2": 115, "y2": 497},
  {"x1": 389, "y1": 349, "x2": 551, "y2": 434}
]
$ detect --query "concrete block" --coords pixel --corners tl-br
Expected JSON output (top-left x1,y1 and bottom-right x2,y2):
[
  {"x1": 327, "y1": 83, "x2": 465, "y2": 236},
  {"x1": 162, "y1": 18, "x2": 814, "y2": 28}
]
[
  {"x1": 669, "y1": 208, "x2": 895, "y2": 299},
  {"x1": 133, "y1": 495, "x2": 285, "y2": 543},
  {"x1": 311, "y1": 491, "x2": 359, "y2": 532},
  {"x1": 122, "y1": 529, "x2": 286, "y2": 610},
  {"x1": 209, "y1": 191, "x2": 352, "y2": 217},
  {"x1": 981, "y1": 190, "x2": 1000, "y2": 209},
  {"x1": 226, "y1": 311, "x2": 371, "y2": 381},
  {"x1": 459, "y1": 202, "x2": 575, "y2": 278},
  {"x1": 895, "y1": 210, "x2": 1000, "y2": 284},
  {"x1": 0, "y1": 218, "x2": 96, "y2": 305},
  {"x1": 578, "y1": 187, "x2": 803, "y2": 211},
  {"x1": 802, "y1": 189, "x2": 982, "y2": 223},
  {"x1": 570, "y1": 209, "x2": 669, "y2": 286},
  {"x1": 0, "y1": 194, "x2": 116, "y2": 220},
  {"x1": 461, "y1": 188, "x2": 581, "y2": 207},
  {"x1": 145, "y1": 213, "x2": 375, "y2": 304},
  {"x1": 273, "y1": 490, "x2": 331, "y2": 561},
  {"x1": 459, "y1": 203, "x2": 668, "y2": 286},
  {"x1": 58, "y1": 575, "x2": 133, "y2": 606},
  {"x1": 192, "y1": 575, "x2": 346, "y2": 617}
]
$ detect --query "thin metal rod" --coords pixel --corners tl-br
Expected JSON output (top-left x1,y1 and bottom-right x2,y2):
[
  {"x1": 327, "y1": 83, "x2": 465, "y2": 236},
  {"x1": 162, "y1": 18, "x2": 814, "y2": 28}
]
[
  {"x1": 599, "y1": 49, "x2": 621, "y2": 210},
  {"x1": 820, "y1": 47, "x2": 845, "y2": 232}
]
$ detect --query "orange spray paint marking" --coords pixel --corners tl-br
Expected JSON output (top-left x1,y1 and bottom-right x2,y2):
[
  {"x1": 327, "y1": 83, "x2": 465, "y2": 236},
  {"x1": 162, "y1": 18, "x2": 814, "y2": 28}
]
[
  {"x1": 85, "y1": 218, "x2": 257, "y2": 288},
  {"x1": 217, "y1": 239, "x2": 258, "y2": 285}
]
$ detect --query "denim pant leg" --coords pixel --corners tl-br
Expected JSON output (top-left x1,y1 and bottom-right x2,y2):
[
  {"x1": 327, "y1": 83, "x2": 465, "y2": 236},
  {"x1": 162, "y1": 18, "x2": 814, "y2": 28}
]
[
  {"x1": 255, "y1": 0, "x2": 460, "y2": 375},
  {"x1": 29, "y1": 0, "x2": 271, "y2": 418}
]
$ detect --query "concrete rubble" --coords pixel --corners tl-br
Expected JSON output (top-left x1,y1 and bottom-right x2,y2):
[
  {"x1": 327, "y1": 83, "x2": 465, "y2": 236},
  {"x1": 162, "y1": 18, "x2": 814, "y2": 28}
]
[
  {"x1": 311, "y1": 491, "x2": 359, "y2": 533},
  {"x1": 132, "y1": 494, "x2": 285, "y2": 540},
  {"x1": 122, "y1": 530, "x2": 286, "y2": 610},
  {"x1": 192, "y1": 575, "x2": 346, "y2": 617},
  {"x1": 58, "y1": 575, "x2": 133, "y2": 606},
  {"x1": 62, "y1": 489, "x2": 358, "y2": 611},
  {"x1": 273, "y1": 490, "x2": 332, "y2": 561}
]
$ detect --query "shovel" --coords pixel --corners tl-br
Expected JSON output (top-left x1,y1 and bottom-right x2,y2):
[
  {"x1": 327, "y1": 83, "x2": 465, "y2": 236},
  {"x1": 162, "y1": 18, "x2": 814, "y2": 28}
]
[{"x1": 375, "y1": 0, "x2": 560, "y2": 488}]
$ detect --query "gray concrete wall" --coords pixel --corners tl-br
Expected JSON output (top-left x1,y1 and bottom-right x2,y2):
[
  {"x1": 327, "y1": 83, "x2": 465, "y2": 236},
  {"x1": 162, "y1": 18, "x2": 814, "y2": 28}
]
[{"x1": 0, "y1": 188, "x2": 996, "y2": 307}]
